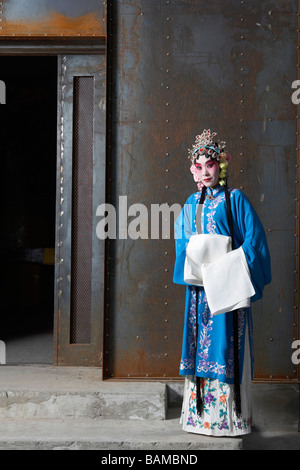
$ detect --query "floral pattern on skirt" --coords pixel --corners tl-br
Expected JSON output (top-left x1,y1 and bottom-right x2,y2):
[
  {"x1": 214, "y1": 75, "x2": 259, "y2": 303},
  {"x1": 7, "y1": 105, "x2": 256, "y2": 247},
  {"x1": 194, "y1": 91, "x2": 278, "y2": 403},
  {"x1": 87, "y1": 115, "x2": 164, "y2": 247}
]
[
  {"x1": 180, "y1": 321, "x2": 252, "y2": 437},
  {"x1": 180, "y1": 376, "x2": 251, "y2": 436}
]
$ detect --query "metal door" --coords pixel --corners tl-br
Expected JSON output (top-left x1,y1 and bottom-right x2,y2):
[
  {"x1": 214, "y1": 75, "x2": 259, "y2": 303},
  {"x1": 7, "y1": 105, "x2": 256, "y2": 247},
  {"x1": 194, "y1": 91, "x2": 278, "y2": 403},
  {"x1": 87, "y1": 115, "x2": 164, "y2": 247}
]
[
  {"x1": 53, "y1": 54, "x2": 106, "y2": 366},
  {"x1": 104, "y1": 0, "x2": 299, "y2": 382}
]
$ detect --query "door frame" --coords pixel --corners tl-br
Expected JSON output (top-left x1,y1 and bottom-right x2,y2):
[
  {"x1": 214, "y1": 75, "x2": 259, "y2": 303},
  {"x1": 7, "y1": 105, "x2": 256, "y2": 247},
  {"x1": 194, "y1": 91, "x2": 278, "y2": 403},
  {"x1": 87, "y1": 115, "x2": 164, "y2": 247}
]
[
  {"x1": 53, "y1": 53, "x2": 106, "y2": 366},
  {"x1": 0, "y1": 42, "x2": 106, "y2": 367}
]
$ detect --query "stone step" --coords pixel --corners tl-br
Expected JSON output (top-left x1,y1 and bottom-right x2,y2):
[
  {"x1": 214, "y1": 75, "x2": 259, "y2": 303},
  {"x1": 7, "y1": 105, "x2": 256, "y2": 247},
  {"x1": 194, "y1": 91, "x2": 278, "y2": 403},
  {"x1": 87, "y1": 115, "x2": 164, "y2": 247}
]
[
  {"x1": 0, "y1": 366, "x2": 167, "y2": 420},
  {"x1": 0, "y1": 366, "x2": 244, "y2": 450},
  {"x1": 0, "y1": 415, "x2": 243, "y2": 450}
]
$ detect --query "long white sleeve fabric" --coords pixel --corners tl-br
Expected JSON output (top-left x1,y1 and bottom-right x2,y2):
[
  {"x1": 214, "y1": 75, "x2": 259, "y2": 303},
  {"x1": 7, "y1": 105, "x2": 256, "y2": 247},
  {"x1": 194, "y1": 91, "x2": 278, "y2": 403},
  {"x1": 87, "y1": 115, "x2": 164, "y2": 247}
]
[
  {"x1": 184, "y1": 234, "x2": 232, "y2": 286},
  {"x1": 201, "y1": 247, "x2": 255, "y2": 315}
]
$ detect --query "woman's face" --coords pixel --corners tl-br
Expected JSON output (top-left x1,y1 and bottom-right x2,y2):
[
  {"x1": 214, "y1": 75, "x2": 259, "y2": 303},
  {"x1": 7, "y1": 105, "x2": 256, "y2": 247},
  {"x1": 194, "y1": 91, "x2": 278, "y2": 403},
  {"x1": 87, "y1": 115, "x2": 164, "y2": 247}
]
[{"x1": 194, "y1": 154, "x2": 220, "y2": 188}]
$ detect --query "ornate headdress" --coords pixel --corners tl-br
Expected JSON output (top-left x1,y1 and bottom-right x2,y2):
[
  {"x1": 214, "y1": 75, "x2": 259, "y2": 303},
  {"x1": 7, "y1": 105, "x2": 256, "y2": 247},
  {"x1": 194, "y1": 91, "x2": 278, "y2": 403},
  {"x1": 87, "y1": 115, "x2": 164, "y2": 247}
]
[
  {"x1": 188, "y1": 129, "x2": 231, "y2": 189},
  {"x1": 188, "y1": 129, "x2": 226, "y2": 163}
]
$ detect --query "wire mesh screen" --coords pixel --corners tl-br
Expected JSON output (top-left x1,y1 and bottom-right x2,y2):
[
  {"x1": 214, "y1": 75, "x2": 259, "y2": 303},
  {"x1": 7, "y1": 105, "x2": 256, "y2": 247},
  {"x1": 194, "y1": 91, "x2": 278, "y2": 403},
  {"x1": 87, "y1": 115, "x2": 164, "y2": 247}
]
[{"x1": 70, "y1": 76, "x2": 94, "y2": 344}]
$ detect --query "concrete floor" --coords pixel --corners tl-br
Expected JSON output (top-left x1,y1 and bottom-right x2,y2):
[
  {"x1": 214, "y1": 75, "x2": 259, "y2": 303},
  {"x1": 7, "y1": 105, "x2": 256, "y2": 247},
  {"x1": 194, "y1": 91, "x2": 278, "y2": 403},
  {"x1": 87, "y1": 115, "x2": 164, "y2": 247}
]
[
  {"x1": 242, "y1": 430, "x2": 300, "y2": 450},
  {"x1": 1, "y1": 333, "x2": 300, "y2": 450},
  {"x1": 4, "y1": 331, "x2": 53, "y2": 365}
]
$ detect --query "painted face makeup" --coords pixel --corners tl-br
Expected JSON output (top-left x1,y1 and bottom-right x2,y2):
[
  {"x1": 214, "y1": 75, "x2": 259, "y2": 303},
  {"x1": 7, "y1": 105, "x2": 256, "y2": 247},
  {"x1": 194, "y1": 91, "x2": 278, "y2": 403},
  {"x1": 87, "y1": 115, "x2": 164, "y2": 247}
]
[{"x1": 194, "y1": 154, "x2": 220, "y2": 188}]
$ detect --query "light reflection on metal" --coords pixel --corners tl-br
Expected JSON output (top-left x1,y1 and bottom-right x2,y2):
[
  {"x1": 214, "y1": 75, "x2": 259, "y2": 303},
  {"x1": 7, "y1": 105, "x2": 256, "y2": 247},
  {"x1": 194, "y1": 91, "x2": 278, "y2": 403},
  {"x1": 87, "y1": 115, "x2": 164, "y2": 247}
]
[
  {"x1": 56, "y1": 55, "x2": 67, "y2": 318},
  {"x1": 0, "y1": 0, "x2": 106, "y2": 37},
  {"x1": 295, "y1": 0, "x2": 300, "y2": 384}
]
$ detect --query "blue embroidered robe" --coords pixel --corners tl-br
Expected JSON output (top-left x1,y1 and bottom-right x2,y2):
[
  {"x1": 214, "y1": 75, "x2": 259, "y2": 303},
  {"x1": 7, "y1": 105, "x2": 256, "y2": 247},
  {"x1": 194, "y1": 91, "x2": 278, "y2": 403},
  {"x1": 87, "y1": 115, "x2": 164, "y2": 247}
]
[{"x1": 173, "y1": 186, "x2": 271, "y2": 384}]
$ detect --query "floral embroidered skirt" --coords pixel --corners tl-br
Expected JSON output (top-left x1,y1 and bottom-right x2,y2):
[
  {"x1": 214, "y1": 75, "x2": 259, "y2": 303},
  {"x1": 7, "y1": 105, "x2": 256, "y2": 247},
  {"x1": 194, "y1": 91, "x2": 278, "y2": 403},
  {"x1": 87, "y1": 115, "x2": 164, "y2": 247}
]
[{"x1": 180, "y1": 323, "x2": 252, "y2": 437}]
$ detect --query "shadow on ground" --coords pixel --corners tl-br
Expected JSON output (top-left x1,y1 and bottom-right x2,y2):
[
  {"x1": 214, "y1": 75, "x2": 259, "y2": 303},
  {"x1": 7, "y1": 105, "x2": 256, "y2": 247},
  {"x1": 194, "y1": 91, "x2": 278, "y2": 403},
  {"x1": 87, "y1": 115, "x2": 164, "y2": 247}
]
[{"x1": 242, "y1": 430, "x2": 300, "y2": 450}]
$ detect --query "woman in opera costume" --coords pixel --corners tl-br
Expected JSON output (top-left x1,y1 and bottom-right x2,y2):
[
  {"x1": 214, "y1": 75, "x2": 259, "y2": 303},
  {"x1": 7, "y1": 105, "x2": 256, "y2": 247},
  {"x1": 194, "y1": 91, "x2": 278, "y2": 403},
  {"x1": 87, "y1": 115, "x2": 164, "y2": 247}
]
[{"x1": 173, "y1": 130, "x2": 271, "y2": 436}]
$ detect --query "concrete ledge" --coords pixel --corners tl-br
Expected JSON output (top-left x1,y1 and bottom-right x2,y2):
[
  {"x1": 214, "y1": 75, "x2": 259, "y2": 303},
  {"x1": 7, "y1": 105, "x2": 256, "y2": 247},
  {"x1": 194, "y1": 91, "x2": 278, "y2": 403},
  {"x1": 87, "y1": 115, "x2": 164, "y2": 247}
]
[
  {"x1": 0, "y1": 417, "x2": 243, "y2": 450},
  {"x1": 0, "y1": 366, "x2": 167, "y2": 420}
]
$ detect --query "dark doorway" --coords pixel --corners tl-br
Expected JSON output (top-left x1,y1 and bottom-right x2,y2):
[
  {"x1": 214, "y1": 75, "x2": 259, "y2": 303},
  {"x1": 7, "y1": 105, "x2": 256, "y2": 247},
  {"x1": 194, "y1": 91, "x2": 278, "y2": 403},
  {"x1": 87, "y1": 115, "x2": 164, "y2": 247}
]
[{"x1": 0, "y1": 56, "x2": 57, "y2": 364}]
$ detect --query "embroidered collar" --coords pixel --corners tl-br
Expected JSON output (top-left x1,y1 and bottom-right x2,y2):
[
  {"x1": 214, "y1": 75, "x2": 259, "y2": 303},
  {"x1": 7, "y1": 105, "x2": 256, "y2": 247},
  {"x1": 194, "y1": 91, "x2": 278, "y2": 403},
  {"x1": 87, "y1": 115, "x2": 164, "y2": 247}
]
[{"x1": 206, "y1": 185, "x2": 223, "y2": 200}]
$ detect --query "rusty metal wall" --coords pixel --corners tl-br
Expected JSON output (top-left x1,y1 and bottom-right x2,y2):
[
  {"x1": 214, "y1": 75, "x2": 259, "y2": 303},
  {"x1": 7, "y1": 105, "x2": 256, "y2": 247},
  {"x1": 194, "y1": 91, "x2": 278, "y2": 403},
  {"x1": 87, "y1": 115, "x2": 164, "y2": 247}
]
[
  {"x1": 104, "y1": 0, "x2": 299, "y2": 382},
  {"x1": 0, "y1": 0, "x2": 106, "y2": 37}
]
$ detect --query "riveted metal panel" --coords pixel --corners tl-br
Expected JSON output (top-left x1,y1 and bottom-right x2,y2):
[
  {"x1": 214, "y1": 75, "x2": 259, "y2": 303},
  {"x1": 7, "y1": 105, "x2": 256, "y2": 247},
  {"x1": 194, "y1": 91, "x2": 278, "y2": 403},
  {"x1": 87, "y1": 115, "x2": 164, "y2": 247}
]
[
  {"x1": 0, "y1": 0, "x2": 106, "y2": 38},
  {"x1": 104, "y1": 0, "x2": 299, "y2": 382}
]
